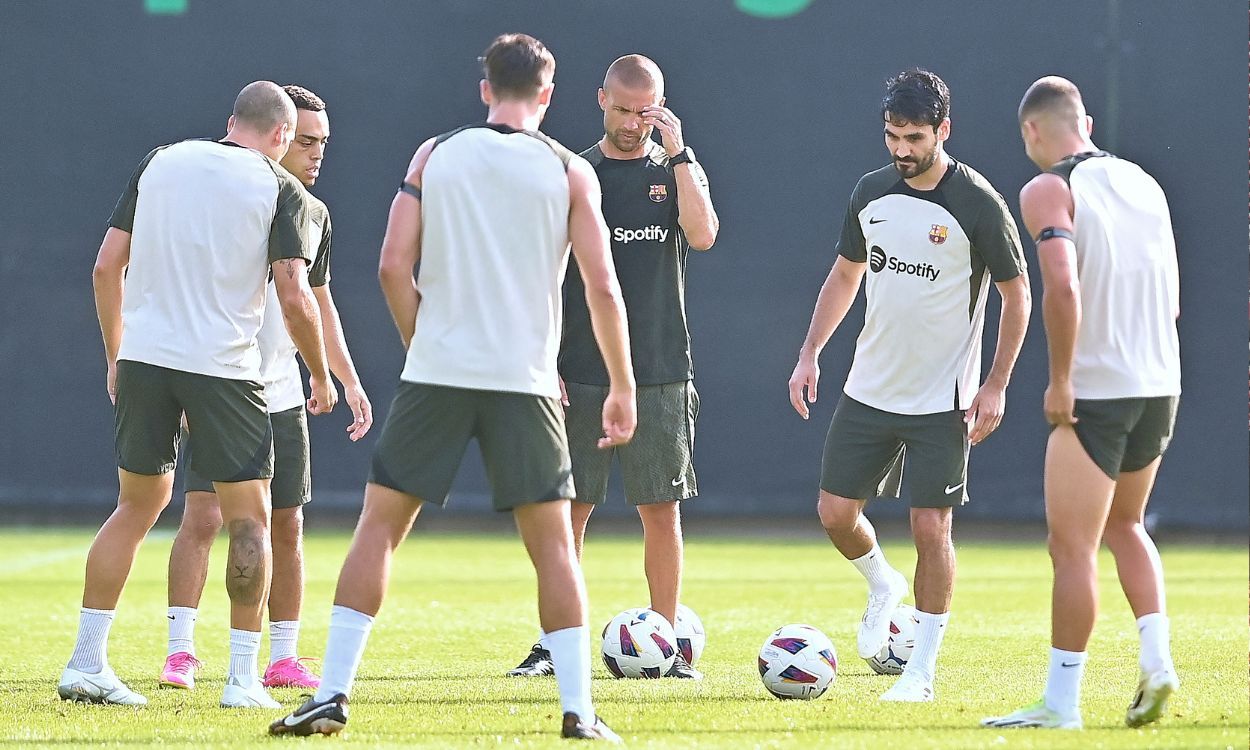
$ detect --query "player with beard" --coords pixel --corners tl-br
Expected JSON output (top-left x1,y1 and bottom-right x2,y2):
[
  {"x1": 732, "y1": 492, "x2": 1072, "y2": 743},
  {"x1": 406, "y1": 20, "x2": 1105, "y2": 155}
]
[
  {"x1": 788, "y1": 68, "x2": 1031, "y2": 702},
  {"x1": 507, "y1": 54, "x2": 718, "y2": 681}
]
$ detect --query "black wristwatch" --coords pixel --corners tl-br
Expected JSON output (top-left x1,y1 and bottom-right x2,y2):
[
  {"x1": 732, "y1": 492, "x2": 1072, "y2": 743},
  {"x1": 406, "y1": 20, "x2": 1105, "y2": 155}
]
[{"x1": 668, "y1": 147, "x2": 696, "y2": 167}]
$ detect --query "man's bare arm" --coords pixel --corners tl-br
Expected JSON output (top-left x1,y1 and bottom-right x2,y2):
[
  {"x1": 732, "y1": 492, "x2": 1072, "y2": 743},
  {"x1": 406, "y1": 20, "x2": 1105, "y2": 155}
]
[
  {"x1": 92, "y1": 227, "x2": 132, "y2": 403},
  {"x1": 272, "y1": 257, "x2": 335, "y2": 414},
  {"x1": 378, "y1": 138, "x2": 434, "y2": 350}
]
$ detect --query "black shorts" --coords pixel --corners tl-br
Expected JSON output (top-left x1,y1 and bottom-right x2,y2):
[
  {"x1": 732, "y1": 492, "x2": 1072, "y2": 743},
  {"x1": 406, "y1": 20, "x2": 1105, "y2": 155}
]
[
  {"x1": 368, "y1": 382, "x2": 574, "y2": 512},
  {"x1": 113, "y1": 360, "x2": 272, "y2": 481},
  {"x1": 1068, "y1": 396, "x2": 1179, "y2": 479},
  {"x1": 563, "y1": 381, "x2": 698, "y2": 506},
  {"x1": 820, "y1": 395, "x2": 969, "y2": 508},
  {"x1": 185, "y1": 405, "x2": 309, "y2": 508}
]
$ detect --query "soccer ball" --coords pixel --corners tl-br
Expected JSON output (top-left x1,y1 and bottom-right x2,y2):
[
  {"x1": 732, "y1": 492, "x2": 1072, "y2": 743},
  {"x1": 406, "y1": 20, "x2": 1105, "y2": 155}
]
[
  {"x1": 601, "y1": 608, "x2": 677, "y2": 678},
  {"x1": 674, "y1": 604, "x2": 706, "y2": 665},
  {"x1": 758, "y1": 624, "x2": 837, "y2": 700},
  {"x1": 865, "y1": 604, "x2": 918, "y2": 675}
]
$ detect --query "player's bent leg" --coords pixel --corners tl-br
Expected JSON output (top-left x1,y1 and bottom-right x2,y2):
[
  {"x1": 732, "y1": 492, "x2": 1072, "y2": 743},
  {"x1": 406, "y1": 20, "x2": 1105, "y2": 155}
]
[
  {"x1": 161, "y1": 491, "x2": 219, "y2": 689},
  {"x1": 1102, "y1": 457, "x2": 1178, "y2": 727},
  {"x1": 819, "y1": 492, "x2": 907, "y2": 659}
]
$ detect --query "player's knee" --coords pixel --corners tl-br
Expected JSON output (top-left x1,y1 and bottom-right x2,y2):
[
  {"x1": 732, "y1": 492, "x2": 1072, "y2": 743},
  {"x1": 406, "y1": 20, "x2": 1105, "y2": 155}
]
[
  {"x1": 270, "y1": 509, "x2": 303, "y2": 551},
  {"x1": 910, "y1": 509, "x2": 952, "y2": 550},
  {"x1": 225, "y1": 519, "x2": 268, "y2": 605},
  {"x1": 1101, "y1": 518, "x2": 1142, "y2": 551},
  {"x1": 181, "y1": 503, "x2": 223, "y2": 543},
  {"x1": 1046, "y1": 530, "x2": 1096, "y2": 565},
  {"x1": 816, "y1": 495, "x2": 857, "y2": 533}
]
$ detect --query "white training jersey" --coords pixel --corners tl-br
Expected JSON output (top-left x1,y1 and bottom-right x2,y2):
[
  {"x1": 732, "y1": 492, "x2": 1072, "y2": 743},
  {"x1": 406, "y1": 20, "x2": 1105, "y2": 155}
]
[
  {"x1": 108, "y1": 140, "x2": 315, "y2": 381},
  {"x1": 836, "y1": 160, "x2": 1027, "y2": 415},
  {"x1": 255, "y1": 194, "x2": 333, "y2": 413},
  {"x1": 1050, "y1": 151, "x2": 1181, "y2": 399},
  {"x1": 400, "y1": 123, "x2": 574, "y2": 399}
]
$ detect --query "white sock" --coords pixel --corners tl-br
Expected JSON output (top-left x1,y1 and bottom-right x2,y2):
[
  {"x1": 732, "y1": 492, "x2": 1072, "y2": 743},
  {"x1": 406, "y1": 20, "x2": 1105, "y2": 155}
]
[
  {"x1": 545, "y1": 626, "x2": 594, "y2": 723},
  {"x1": 905, "y1": 610, "x2": 949, "y2": 683},
  {"x1": 537, "y1": 631, "x2": 548, "y2": 650},
  {"x1": 269, "y1": 620, "x2": 300, "y2": 664},
  {"x1": 228, "y1": 628, "x2": 261, "y2": 684},
  {"x1": 1137, "y1": 612, "x2": 1173, "y2": 674},
  {"x1": 314, "y1": 605, "x2": 374, "y2": 702},
  {"x1": 167, "y1": 607, "x2": 197, "y2": 657},
  {"x1": 67, "y1": 608, "x2": 114, "y2": 673},
  {"x1": 849, "y1": 542, "x2": 898, "y2": 593},
  {"x1": 1043, "y1": 647, "x2": 1087, "y2": 716}
]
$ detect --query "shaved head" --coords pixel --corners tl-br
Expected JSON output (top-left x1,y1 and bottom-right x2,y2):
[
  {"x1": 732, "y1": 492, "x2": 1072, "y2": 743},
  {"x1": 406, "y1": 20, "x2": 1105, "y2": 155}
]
[
  {"x1": 604, "y1": 54, "x2": 664, "y2": 97},
  {"x1": 1018, "y1": 76, "x2": 1086, "y2": 132},
  {"x1": 232, "y1": 81, "x2": 297, "y2": 133}
]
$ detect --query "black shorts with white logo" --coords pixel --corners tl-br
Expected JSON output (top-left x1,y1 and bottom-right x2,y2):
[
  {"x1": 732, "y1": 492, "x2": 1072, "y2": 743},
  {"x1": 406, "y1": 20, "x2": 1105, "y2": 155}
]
[{"x1": 821, "y1": 394, "x2": 969, "y2": 508}]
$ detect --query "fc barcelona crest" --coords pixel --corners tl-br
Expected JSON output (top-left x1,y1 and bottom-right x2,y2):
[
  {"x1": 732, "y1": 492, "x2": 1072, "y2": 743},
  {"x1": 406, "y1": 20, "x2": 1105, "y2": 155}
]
[
  {"x1": 929, "y1": 224, "x2": 949, "y2": 245},
  {"x1": 649, "y1": 184, "x2": 668, "y2": 203}
]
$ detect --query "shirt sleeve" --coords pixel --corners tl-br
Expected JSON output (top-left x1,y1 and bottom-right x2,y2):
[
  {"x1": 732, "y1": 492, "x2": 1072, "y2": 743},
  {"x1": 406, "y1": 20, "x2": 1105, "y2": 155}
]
[
  {"x1": 971, "y1": 192, "x2": 1027, "y2": 282},
  {"x1": 268, "y1": 172, "x2": 316, "y2": 266},
  {"x1": 835, "y1": 181, "x2": 867, "y2": 262},
  {"x1": 107, "y1": 147, "x2": 163, "y2": 233},
  {"x1": 308, "y1": 211, "x2": 332, "y2": 287}
]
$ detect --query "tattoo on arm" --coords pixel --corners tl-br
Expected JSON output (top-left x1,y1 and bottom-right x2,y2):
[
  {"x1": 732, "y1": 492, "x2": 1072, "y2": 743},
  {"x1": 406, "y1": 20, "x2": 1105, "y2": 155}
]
[{"x1": 278, "y1": 259, "x2": 298, "y2": 280}]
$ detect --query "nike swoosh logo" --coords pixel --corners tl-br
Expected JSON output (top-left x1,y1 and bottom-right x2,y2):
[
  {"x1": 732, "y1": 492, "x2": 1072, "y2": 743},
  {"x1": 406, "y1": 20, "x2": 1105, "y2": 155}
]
[
  {"x1": 671, "y1": 477, "x2": 684, "y2": 486},
  {"x1": 944, "y1": 483, "x2": 965, "y2": 495},
  {"x1": 167, "y1": 615, "x2": 175, "y2": 620},
  {"x1": 868, "y1": 217, "x2": 886, "y2": 224},
  {"x1": 285, "y1": 703, "x2": 336, "y2": 726},
  {"x1": 1061, "y1": 661, "x2": 1082, "y2": 668}
]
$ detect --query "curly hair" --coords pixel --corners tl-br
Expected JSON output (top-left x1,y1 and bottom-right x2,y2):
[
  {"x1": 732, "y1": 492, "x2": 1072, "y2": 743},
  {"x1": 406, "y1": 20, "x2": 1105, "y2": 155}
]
[{"x1": 881, "y1": 68, "x2": 950, "y2": 129}]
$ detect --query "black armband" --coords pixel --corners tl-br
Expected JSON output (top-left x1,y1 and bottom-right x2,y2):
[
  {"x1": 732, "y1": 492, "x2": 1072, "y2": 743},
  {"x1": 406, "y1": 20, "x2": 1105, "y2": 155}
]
[
  {"x1": 1034, "y1": 226, "x2": 1075, "y2": 244},
  {"x1": 398, "y1": 182, "x2": 422, "y2": 200}
]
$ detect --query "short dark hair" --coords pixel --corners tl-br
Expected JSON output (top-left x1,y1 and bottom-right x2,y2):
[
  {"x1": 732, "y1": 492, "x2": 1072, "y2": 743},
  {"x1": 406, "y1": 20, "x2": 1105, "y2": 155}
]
[
  {"x1": 282, "y1": 84, "x2": 325, "y2": 113},
  {"x1": 479, "y1": 33, "x2": 555, "y2": 100},
  {"x1": 881, "y1": 68, "x2": 950, "y2": 129},
  {"x1": 604, "y1": 54, "x2": 664, "y2": 96},
  {"x1": 1018, "y1": 76, "x2": 1082, "y2": 123}
]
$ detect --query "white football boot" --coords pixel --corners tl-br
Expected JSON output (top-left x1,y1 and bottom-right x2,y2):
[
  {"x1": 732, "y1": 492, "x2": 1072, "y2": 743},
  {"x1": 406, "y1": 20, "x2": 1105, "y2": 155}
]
[
  {"x1": 981, "y1": 699, "x2": 1082, "y2": 729},
  {"x1": 857, "y1": 570, "x2": 908, "y2": 658},
  {"x1": 220, "y1": 675, "x2": 281, "y2": 708},
  {"x1": 57, "y1": 665, "x2": 147, "y2": 706},
  {"x1": 879, "y1": 670, "x2": 934, "y2": 702},
  {"x1": 1126, "y1": 668, "x2": 1179, "y2": 728}
]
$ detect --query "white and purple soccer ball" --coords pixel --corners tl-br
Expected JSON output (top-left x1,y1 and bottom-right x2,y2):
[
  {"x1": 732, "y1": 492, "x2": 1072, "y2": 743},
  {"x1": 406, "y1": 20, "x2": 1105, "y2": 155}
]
[
  {"x1": 758, "y1": 623, "x2": 838, "y2": 700},
  {"x1": 674, "y1": 604, "x2": 706, "y2": 666},
  {"x1": 865, "y1": 604, "x2": 918, "y2": 675},
  {"x1": 601, "y1": 608, "x2": 677, "y2": 679}
]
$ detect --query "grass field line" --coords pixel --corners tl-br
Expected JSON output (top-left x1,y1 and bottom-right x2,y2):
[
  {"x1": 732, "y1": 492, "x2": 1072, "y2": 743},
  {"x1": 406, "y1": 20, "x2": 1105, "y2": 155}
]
[{"x1": 0, "y1": 545, "x2": 87, "y2": 575}]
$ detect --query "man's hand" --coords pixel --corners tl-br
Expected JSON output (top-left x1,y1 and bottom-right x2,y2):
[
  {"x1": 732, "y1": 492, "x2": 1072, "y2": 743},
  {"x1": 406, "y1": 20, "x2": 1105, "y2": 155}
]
[
  {"x1": 643, "y1": 105, "x2": 685, "y2": 156},
  {"x1": 788, "y1": 355, "x2": 820, "y2": 420},
  {"x1": 965, "y1": 378, "x2": 1006, "y2": 445},
  {"x1": 342, "y1": 383, "x2": 372, "y2": 441},
  {"x1": 106, "y1": 361, "x2": 118, "y2": 405},
  {"x1": 307, "y1": 373, "x2": 338, "y2": 416},
  {"x1": 558, "y1": 376, "x2": 569, "y2": 408},
  {"x1": 599, "y1": 388, "x2": 636, "y2": 449},
  {"x1": 1044, "y1": 380, "x2": 1078, "y2": 427}
]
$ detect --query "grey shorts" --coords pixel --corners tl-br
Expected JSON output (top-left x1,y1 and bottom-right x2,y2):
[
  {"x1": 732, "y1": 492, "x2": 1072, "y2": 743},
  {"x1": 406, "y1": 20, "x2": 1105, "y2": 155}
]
[
  {"x1": 369, "y1": 382, "x2": 574, "y2": 512},
  {"x1": 113, "y1": 360, "x2": 272, "y2": 481},
  {"x1": 1068, "y1": 396, "x2": 1179, "y2": 479},
  {"x1": 185, "y1": 405, "x2": 310, "y2": 509},
  {"x1": 821, "y1": 394, "x2": 968, "y2": 508},
  {"x1": 563, "y1": 381, "x2": 698, "y2": 506}
]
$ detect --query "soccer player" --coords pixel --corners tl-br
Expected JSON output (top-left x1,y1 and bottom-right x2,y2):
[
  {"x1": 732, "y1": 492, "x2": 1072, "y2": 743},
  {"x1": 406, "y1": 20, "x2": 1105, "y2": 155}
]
[
  {"x1": 61, "y1": 81, "x2": 336, "y2": 708},
  {"x1": 788, "y1": 69, "x2": 1030, "y2": 702},
  {"x1": 159, "y1": 85, "x2": 372, "y2": 696},
  {"x1": 983, "y1": 77, "x2": 1181, "y2": 731},
  {"x1": 269, "y1": 34, "x2": 635, "y2": 740},
  {"x1": 508, "y1": 54, "x2": 718, "y2": 681}
]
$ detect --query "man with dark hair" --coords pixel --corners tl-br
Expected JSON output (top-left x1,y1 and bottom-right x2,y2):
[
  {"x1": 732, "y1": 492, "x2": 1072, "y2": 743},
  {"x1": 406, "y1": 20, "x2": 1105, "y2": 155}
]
[
  {"x1": 788, "y1": 68, "x2": 1031, "y2": 702},
  {"x1": 270, "y1": 34, "x2": 633, "y2": 740},
  {"x1": 508, "y1": 53, "x2": 718, "y2": 681},
  {"x1": 983, "y1": 76, "x2": 1180, "y2": 731},
  {"x1": 61, "y1": 81, "x2": 335, "y2": 707},
  {"x1": 159, "y1": 84, "x2": 372, "y2": 699}
]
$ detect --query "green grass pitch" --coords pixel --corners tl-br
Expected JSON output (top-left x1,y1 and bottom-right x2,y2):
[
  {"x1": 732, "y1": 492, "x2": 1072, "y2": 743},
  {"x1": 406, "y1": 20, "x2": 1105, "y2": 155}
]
[{"x1": 3, "y1": 527, "x2": 1246, "y2": 748}]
